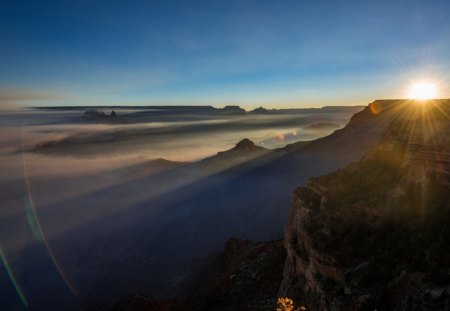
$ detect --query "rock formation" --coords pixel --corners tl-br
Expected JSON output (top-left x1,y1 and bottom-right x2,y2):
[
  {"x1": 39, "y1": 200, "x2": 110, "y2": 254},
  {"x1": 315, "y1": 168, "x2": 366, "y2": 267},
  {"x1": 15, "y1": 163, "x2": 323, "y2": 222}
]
[
  {"x1": 199, "y1": 138, "x2": 270, "y2": 172},
  {"x1": 250, "y1": 107, "x2": 271, "y2": 114},
  {"x1": 234, "y1": 138, "x2": 260, "y2": 152},
  {"x1": 280, "y1": 100, "x2": 450, "y2": 310},
  {"x1": 220, "y1": 105, "x2": 246, "y2": 114}
]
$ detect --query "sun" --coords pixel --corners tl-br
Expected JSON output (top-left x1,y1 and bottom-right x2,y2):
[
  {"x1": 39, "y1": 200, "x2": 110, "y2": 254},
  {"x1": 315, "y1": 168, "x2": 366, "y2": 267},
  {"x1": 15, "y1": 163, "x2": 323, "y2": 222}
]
[{"x1": 409, "y1": 82, "x2": 437, "y2": 100}]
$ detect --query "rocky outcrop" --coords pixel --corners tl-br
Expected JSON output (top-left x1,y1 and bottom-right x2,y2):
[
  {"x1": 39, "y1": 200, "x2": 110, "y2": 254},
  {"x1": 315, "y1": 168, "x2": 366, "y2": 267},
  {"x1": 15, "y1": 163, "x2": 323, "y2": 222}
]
[
  {"x1": 249, "y1": 107, "x2": 271, "y2": 114},
  {"x1": 280, "y1": 100, "x2": 450, "y2": 310},
  {"x1": 220, "y1": 105, "x2": 246, "y2": 114},
  {"x1": 234, "y1": 138, "x2": 260, "y2": 152},
  {"x1": 199, "y1": 138, "x2": 270, "y2": 172}
]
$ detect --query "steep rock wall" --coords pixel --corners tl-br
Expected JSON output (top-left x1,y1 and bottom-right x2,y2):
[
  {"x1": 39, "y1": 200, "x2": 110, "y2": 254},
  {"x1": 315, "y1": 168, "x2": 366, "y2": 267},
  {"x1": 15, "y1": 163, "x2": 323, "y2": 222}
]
[{"x1": 280, "y1": 100, "x2": 450, "y2": 310}]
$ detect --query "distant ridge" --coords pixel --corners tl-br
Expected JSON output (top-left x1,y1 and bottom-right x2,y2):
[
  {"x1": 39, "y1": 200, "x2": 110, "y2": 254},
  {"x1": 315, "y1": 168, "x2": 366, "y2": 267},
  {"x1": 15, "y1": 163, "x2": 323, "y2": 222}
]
[
  {"x1": 31, "y1": 104, "x2": 365, "y2": 113},
  {"x1": 32, "y1": 105, "x2": 219, "y2": 111}
]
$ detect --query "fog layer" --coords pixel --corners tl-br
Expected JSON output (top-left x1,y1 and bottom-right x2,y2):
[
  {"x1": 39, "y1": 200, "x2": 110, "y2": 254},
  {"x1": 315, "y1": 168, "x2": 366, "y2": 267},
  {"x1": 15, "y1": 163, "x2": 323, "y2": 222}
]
[{"x1": 0, "y1": 106, "x2": 363, "y2": 310}]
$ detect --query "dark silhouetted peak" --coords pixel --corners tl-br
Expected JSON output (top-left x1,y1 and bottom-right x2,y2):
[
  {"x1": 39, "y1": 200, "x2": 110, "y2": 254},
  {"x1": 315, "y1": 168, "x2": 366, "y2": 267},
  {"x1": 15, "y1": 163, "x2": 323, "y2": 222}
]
[
  {"x1": 110, "y1": 110, "x2": 117, "y2": 117},
  {"x1": 220, "y1": 105, "x2": 246, "y2": 114},
  {"x1": 235, "y1": 138, "x2": 256, "y2": 151},
  {"x1": 250, "y1": 106, "x2": 270, "y2": 114},
  {"x1": 200, "y1": 138, "x2": 268, "y2": 170}
]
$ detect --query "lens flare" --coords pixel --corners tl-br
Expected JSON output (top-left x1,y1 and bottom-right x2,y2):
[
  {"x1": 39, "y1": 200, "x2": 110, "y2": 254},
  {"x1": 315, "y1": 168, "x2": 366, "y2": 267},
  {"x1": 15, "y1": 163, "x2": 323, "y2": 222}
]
[
  {"x1": 21, "y1": 127, "x2": 78, "y2": 296},
  {"x1": 0, "y1": 246, "x2": 29, "y2": 307}
]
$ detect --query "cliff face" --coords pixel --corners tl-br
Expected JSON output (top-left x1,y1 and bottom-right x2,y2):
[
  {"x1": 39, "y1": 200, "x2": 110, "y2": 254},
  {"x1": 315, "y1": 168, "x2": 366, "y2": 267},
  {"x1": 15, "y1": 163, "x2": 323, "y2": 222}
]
[
  {"x1": 285, "y1": 100, "x2": 404, "y2": 155},
  {"x1": 280, "y1": 100, "x2": 450, "y2": 310}
]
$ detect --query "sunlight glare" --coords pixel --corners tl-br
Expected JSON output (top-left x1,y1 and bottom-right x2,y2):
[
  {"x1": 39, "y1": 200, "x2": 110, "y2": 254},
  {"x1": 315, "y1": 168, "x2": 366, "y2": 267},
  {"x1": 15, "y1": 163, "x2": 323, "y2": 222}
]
[{"x1": 409, "y1": 82, "x2": 437, "y2": 100}]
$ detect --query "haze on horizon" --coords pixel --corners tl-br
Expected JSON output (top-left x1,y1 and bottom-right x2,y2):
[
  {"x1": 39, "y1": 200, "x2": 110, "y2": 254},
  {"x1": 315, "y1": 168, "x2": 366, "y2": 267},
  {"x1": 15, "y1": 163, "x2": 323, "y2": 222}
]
[
  {"x1": 0, "y1": 103, "x2": 363, "y2": 309},
  {"x1": 1, "y1": 0, "x2": 450, "y2": 109}
]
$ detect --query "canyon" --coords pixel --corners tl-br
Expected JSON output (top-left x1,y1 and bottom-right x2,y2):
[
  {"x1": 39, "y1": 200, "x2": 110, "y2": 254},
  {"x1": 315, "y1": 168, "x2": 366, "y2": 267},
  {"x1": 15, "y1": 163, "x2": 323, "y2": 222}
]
[{"x1": 280, "y1": 100, "x2": 450, "y2": 310}]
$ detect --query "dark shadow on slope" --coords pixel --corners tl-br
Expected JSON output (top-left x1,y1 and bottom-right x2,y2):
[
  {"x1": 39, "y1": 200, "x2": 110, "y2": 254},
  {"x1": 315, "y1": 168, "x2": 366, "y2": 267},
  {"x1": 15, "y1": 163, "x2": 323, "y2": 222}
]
[{"x1": 10, "y1": 101, "x2": 410, "y2": 308}]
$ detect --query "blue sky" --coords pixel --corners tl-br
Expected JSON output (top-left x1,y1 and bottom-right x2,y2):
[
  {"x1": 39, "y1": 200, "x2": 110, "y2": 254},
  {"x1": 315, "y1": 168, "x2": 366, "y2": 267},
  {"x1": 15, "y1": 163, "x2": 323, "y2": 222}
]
[{"x1": 1, "y1": 0, "x2": 450, "y2": 108}]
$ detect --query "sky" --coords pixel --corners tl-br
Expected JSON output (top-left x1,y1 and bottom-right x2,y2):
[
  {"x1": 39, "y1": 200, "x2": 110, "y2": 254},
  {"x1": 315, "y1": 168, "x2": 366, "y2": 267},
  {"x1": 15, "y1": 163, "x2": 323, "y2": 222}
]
[{"x1": 1, "y1": 0, "x2": 450, "y2": 108}]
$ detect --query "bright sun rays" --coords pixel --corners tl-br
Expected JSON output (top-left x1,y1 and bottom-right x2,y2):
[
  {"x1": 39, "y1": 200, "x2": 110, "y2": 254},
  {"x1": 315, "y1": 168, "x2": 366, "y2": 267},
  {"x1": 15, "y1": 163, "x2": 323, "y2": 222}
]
[{"x1": 409, "y1": 82, "x2": 438, "y2": 100}]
